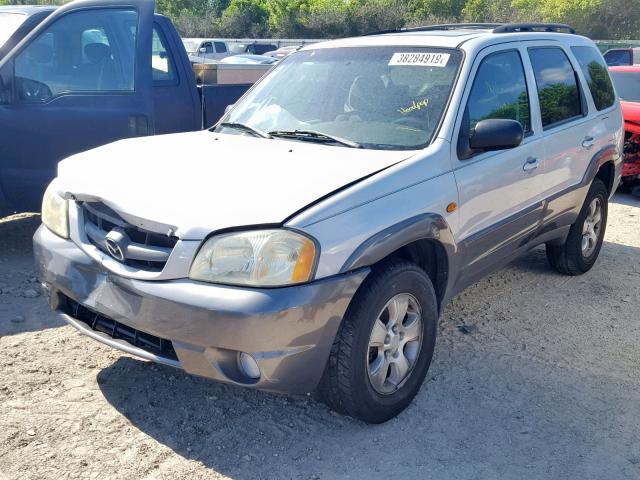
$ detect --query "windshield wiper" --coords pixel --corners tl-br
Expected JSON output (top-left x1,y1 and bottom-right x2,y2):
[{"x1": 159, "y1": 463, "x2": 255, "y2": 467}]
[
  {"x1": 218, "y1": 122, "x2": 272, "y2": 139},
  {"x1": 268, "y1": 130, "x2": 361, "y2": 148}
]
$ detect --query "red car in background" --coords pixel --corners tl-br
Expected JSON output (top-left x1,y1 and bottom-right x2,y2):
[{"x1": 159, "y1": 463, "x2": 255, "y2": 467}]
[{"x1": 609, "y1": 66, "x2": 640, "y2": 191}]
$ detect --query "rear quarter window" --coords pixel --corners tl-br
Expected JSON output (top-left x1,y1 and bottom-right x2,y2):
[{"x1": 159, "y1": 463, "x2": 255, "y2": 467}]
[{"x1": 571, "y1": 46, "x2": 615, "y2": 111}]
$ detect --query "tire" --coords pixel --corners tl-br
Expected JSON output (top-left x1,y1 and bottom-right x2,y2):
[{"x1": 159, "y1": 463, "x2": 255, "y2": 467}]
[
  {"x1": 546, "y1": 178, "x2": 608, "y2": 275},
  {"x1": 316, "y1": 259, "x2": 438, "y2": 423}
]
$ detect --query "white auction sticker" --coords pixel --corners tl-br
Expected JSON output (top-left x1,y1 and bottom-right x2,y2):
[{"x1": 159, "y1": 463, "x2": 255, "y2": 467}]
[{"x1": 388, "y1": 52, "x2": 450, "y2": 67}]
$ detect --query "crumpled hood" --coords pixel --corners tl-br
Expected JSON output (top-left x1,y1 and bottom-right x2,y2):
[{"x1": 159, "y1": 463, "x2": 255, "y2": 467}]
[{"x1": 57, "y1": 130, "x2": 409, "y2": 239}]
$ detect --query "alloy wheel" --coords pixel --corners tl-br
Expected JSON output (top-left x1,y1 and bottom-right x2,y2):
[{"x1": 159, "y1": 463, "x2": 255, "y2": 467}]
[
  {"x1": 367, "y1": 293, "x2": 423, "y2": 395},
  {"x1": 581, "y1": 197, "x2": 603, "y2": 257}
]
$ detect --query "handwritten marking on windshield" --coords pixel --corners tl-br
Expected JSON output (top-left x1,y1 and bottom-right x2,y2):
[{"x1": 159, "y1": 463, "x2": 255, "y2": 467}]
[{"x1": 398, "y1": 98, "x2": 429, "y2": 115}]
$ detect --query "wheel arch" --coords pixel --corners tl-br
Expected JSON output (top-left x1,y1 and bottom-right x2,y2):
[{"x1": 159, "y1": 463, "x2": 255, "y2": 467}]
[
  {"x1": 340, "y1": 213, "x2": 457, "y2": 312},
  {"x1": 583, "y1": 143, "x2": 622, "y2": 197},
  {"x1": 594, "y1": 159, "x2": 615, "y2": 195}
]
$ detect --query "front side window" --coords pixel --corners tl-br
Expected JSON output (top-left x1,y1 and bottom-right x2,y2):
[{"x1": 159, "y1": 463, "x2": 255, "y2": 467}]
[
  {"x1": 529, "y1": 47, "x2": 582, "y2": 128},
  {"x1": 465, "y1": 50, "x2": 531, "y2": 137},
  {"x1": 182, "y1": 40, "x2": 197, "y2": 54},
  {"x1": 218, "y1": 47, "x2": 463, "y2": 150},
  {"x1": 14, "y1": 8, "x2": 137, "y2": 102},
  {"x1": 571, "y1": 46, "x2": 615, "y2": 111},
  {"x1": 202, "y1": 42, "x2": 213, "y2": 54},
  {"x1": 610, "y1": 70, "x2": 640, "y2": 102}
]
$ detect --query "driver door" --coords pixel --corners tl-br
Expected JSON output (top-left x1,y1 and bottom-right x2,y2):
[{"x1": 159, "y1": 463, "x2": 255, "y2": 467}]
[
  {"x1": 451, "y1": 44, "x2": 546, "y2": 288},
  {"x1": 0, "y1": 0, "x2": 154, "y2": 211}
]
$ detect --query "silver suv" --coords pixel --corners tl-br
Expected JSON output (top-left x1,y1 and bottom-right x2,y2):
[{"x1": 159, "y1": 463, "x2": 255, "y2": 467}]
[{"x1": 35, "y1": 23, "x2": 623, "y2": 423}]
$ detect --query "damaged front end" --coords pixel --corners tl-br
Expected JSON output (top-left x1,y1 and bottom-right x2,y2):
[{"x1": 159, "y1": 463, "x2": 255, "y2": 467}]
[{"x1": 622, "y1": 120, "x2": 640, "y2": 182}]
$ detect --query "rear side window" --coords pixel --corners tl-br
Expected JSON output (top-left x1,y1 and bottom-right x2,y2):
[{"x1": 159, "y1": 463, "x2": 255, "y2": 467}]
[
  {"x1": 529, "y1": 47, "x2": 582, "y2": 128},
  {"x1": 610, "y1": 70, "x2": 640, "y2": 102},
  {"x1": 604, "y1": 49, "x2": 631, "y2": 66},
  {"x1": 152, "y1": 26, "x2": 177, "y2": 84},
  {"x1": 465, "y1": 50, "x2": 531, "y2": 135},
  {"x1": 571, "y1": 46, "x2": 615, "y2": 110},
  {"x1": 214, "y1": 41, "x2": 227, "y2": 53}
]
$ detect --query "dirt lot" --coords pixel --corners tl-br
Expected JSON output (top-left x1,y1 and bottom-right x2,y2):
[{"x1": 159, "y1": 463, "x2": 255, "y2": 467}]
[{"x1": 1, "y1": 194, "x2": 639, "y2": 480}]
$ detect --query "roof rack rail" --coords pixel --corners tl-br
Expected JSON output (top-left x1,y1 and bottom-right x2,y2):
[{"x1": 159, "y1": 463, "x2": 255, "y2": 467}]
[
  {"x1": 492, "y1": 23, "x2": 576, "y2": 34},
  {"x1": 365, "y1": 23, "x2": 502, "y2": 36},
  {"x1": 365, "y1": 22, "x2": 576, "y2": 37}
]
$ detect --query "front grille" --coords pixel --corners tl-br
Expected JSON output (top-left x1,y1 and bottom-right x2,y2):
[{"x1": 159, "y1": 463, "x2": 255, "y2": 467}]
[
  {"x1": 82, "y1": 202, "x2": 178, "y2": 272},
  {"x1": 61, "y1": 295, "x2": 179, "y2": 361}
]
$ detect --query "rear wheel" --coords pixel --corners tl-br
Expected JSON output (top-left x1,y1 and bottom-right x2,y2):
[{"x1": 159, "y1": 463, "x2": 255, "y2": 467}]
[
  {"x1": 546, "y1": 179, "x2": 608, "y2": 275},
  {"x1": 316, "y1": 259, "x2": 437, "y2": 423}
]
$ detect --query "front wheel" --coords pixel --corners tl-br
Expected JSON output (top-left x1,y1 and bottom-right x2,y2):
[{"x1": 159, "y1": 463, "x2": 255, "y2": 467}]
[
  {"x1": 546, "y1": 178, "x2": 608, "y2": 275},
  {"x1": 316, "y1": 260, "x2": 438, "y2": 423}
]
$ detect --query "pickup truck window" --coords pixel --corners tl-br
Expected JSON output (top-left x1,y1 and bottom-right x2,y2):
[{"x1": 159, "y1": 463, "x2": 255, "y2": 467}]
[
  {"x1": 202, "y1": 42, "x2": 213, "y2": 54},
  {"x1": 0, "y1": 12, "x2": 26, "y2": 48},
  {"x1": 465, "y1": 50, "x2": 531, "y2": 137},
  {"x1": 529, "y1": 47, "x2": 582, "y2": 129},
  {"x1": 14, "y1": 8, "x2": 137, "y2": 102},
  {"x1": 214, "y1": 41, "x2": 227, "y2": 53},
  {"x1": 219, "y1": 47, "x2": 462, "y2": 150},
  {"x1": 182, "y1": 40, "x2": 198, "y2": 55},
  {"x1": 571, "y1": 46, "x2": 615, "y2": 111},
  {"x1": 152, "y1": 26, "x2": 176, "y2": 83},
  {"x1": 604, "y1": 49, "x2": 632, "y2": 67}
]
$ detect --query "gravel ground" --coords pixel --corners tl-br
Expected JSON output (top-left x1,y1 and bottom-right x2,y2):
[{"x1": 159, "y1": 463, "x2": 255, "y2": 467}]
[{"x1": 1, "y1": 194, "x2": 639, "y2": 480}]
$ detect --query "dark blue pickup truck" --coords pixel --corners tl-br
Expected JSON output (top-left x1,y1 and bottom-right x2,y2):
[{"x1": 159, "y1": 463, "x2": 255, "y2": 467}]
[{"x1": 0, "y1": 0, "x2": 256, "y2": 213}]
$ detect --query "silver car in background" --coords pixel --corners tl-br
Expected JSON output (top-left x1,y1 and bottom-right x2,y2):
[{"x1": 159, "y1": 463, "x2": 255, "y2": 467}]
[{"x1": 35, "y1": 23, "x2": 623, "y2": 423}]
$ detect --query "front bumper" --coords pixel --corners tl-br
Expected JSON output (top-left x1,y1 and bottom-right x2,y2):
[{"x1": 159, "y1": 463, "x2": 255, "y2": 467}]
[{"x1": 34, "y1": 226, "x2": 368, "y2": 394}]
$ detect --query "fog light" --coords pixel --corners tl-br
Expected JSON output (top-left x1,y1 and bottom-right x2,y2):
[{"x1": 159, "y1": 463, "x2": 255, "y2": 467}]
[{"x1": 238, "y1": 352, "x2": 260, "y2": 379}]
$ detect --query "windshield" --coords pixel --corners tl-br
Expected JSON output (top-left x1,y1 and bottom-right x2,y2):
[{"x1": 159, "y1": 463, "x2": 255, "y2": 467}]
[
  {"x1": 0, "y1": 12, "x2": 26, "y2": 48},
  {"x1": 182, "y1": 40, "x2": 198, "y2": 54},
  {"x1": 611, "y1": 71, "x2": 640, "y2": 102},
  {"x1": 217, "y1": 47, "x2": 462, "y2": 150}
]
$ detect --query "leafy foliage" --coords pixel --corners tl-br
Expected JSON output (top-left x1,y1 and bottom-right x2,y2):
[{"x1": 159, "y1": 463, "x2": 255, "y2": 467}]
[{"x1": 4, "y1": 0, "x2": 637, "y2": 39}]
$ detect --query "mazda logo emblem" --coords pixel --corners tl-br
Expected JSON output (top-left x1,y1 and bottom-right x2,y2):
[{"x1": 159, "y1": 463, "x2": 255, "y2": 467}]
[{"x1": 104, "y1": 228, "x2": 128, "y2": 262}]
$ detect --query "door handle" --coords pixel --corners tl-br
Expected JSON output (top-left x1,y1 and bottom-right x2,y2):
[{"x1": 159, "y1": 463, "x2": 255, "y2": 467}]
[
  {"x1": 582, "y1": 136, "x2": 595, "y2": 150},
  {"x1": 129, "y1": 115, "x2": 150, "y2": 136},
  {"x1": 523, "y1": 157, "x2": 539, "y2": 172}
]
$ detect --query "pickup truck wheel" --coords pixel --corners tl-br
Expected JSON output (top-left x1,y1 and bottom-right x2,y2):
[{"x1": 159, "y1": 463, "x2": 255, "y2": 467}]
[
  {"x1": 316, "y1": 260, "x2": 437, "y2": 423},
  {"x1": 546, "y1": 178, "x2": 608, "y2": 275}
]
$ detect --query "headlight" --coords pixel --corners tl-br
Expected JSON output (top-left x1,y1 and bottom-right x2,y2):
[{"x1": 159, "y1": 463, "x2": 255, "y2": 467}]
[
  {"x1": 42, "y1": 182, "x2": 69, "y2": 239},
  {"x1": 190, "y1": 229, "x2": 317, "y2": 287}
]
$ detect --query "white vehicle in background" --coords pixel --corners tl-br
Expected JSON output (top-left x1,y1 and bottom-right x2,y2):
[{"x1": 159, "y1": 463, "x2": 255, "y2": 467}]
[
  {"x1": 219, "y1": 54, "x2": 278, "y2": 65},
  {"x1": 182, "y1": 37, "x2": 232, "y2": 61},
  {"x1": 263, "y1": 45, "x2": 300, "y2": 59}
]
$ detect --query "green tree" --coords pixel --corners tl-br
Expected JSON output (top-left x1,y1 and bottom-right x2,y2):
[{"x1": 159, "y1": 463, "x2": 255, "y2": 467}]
[
  {"x1": 218, "y1": 0, "x2": 270, "y2": 37},
  {"x1": 408, "y1": 0, "x2": 467, "y2": 22}
]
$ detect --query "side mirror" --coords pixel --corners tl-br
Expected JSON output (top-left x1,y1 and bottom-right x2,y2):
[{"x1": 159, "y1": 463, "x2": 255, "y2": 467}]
[
  {"x1": 469, "y1": 119, "x2": 524, "y2": 152},
  {"x1": 224, "y1": 104, "x2": 234, "y2": 115},
  {"x1": 199, "y1": 47, "x2": 207, "y2": 54}
]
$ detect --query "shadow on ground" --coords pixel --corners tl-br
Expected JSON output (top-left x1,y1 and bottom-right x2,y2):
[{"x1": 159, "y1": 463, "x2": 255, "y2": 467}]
[
  {"x1": 611, "y1": 191, "x2": 640, "y2": 207},
  {"x1": 97, "y1": 240, "x2": 640, "y2": 479}
]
